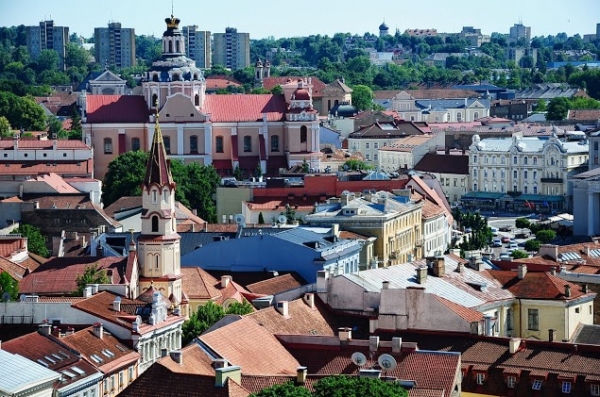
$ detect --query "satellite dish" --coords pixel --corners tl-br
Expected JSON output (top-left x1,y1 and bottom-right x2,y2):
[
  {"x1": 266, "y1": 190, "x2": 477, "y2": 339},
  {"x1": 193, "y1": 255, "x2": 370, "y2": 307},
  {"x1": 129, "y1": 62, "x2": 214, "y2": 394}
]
[
  {"x1": 378, "y1": 354, "x2": 397, "y2": 371},
  {"x1": 342, "y1": 190, "x2": 351, "y2": 196},
  {"x1": 277, "y1": 215, "x2": 287, "y2": 225},
  {"x1": 351, "y1": 352, "x2": 367, "y2": 367},
  {"x1": 1, "y1": 292, "x2": 10, "y2": 302},
  {"x1": 234, "y1": 214, "x2": 246, "y2": 226}
]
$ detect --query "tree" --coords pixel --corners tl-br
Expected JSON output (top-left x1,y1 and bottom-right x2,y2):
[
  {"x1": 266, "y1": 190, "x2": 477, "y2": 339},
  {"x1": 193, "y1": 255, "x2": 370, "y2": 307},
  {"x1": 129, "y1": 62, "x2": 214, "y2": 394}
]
[
  {"x1": 251, "y1": 382, "x2": 312, "y2": 397},
  {"x1": 343, "y1": 159, "x2": 371, "y2": 171},
  {"x1": 524, "y1": 239, "x2": 541, "y2": 252},
  {"x1": 515, "y1": 218, "x2": 531, "y2": 229},
  {"x1": 75, "y1": 264, "x2": 110, "y2": 296},
  {"x1": 535, "y1": 99, "x2": 547, "y2": 112},
  {"x1": 101, "y1": 151, "x2": 149, "y2": 206},
  {"x1": 10, "y1": 224, "x2": 49, "y2": 257},
  {"x1": 0, "y1": 92, "x2": 47, "y2": 131},
  {"x1": 182, "y1": 301, "x2": 225, "y2": 346},
  {"x1": 281, "y1": 204, "x2": 297, "y2": 224},
  {"x1": 511, "y1": 250, "x2": 528, "y2": 259},
  {"x1": 233, "y1": 165, "x2": 243, "y2": 181},
  {"x1": 258, "y1": 212, "x2": 265, "y2": 224},
  {"x1": 46, "y1": 115, "x2": 64, "y2": 137},
  {"x1": 351, "y1": 85, "x2": 374, "y2": 111},
  {"x1": 35, "y1": 49, "x2": 60, "y2": 72},
  {"x1": 313, "y1": 375, "x2": 408, "y2": 397},
  {"x1": 0, "y1": 271, "x2": 19, "y2": 301},
  {"x1": 225, "y1": 300, "x2": 255, "y2": 315},
  {"x1": 0, "y1": 116, "x2": 11, "y2": 137},
  {"x1": 536, "y1": 229, "x2": 557, "y2": 244},
  {"x1": 546, "y1": 97, "x2": 569, "y2": 120}
]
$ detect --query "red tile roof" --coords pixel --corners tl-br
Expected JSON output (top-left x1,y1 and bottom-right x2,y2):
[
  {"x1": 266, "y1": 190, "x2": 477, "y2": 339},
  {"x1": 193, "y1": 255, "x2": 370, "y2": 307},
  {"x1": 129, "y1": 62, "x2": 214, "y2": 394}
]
[
  {"x1": 0, "y1": 160, "x2": 93, "y2": 177},
  {"x1": 262, "y1": 76, "x2": 327, "y2": 97},
  {"x1": 0, "y1": 236, "x2": 27, "y2": 258},
  {"x1": 203, "y1": 94, "x2": 287, "y2": 122},
  {"x1": 373, "y1": 89, "x2": 478, "y2": 100},
  {"x1": 205, "y1": 76, "x2": 242, "y2": 91},
  {"x1": 487, "y1": 270, "x2": 591, "y2": 300},
  {"x1": 568, "y1": 109, "x2": 600, "y2": 121},
  {"x1": 103, "y1": 196, "x2": 143, "y2": 217},
  {"x1": 23, "y1": 195, "x2": 90, "y2": 209},
  {"x1": 180, "y1": 267, "x2": 222, "y2": 300},
  {"x1": 85, "y1": 95, "x2": 150, "y2": 123},
  {"x1": 0, "y1": 139, "x2": 90, "y2": 149},
  {"x1": 0, "y1": 256, "x2": 30, "y2": 279},
  {"x1": 244, "y1": 198, "x2": 314, "y2": 211},
  {"x1": 200, "y1": 316, "x2": 300, "y2": 375},
  {"x1": 19, "y1": 256, "x2": 128, "y2": 295},
  {"x1": 245, "y1": 273, "x2": 306, "y2": 295}
]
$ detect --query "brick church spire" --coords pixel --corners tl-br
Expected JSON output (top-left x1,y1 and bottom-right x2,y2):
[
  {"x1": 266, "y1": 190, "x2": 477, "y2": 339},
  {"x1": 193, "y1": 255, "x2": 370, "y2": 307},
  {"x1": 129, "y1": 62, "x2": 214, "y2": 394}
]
[{"x1": 144, "y1": 113, "x2": 175, "y2": 189}]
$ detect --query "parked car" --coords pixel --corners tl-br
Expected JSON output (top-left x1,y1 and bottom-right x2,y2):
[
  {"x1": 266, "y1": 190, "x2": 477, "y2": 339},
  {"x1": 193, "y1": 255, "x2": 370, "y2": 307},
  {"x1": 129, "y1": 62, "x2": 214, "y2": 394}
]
[
  {"x1": 501, "y1": 236, "x2": 511, "y2": 243},
  {"x1": 509, "y1": 243, "x2": 519, "y2": 250},
  {"x1": 465, "y1": 228, "x2": 472, "y2": 233},
  {"x1": 493, "y1": 238, "x2": 502, "y2": 247},
  {"x1": 499, "y1": 253, "x2": 512, "y2": 261},
  {"x1": 499, "y1": 226, "x2": 512, "y2": 232}
]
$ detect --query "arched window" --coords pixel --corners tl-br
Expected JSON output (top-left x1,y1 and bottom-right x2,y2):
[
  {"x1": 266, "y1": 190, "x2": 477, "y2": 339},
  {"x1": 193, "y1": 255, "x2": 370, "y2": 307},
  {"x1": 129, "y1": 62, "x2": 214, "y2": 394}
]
[
  {"x1": 271, "y1": 135, "x2": 279, "y2": 152},
  {"x1": 194, "y1": 94, "x2": 199, "y2": 106},
  {"x1": 300, "y1": 126, "x2": 307, "y2": 143},
  {"x1": 216, "y1": 136, "x2": 224, "y2": 153},
  {"x1": 152, "y1": 74, "x2": 159, "y2": 82},
  {"x1": 163, "y1": 188, "x2": 169, "y2": 202},
  {"x1": 152, "y1": 93, "x2": 158, "y2": 107},
  {"x1": 155, "y1": 255, "x2": 159, "y2": 269},
  {"x1": 152, "y1": 190, "x2": 158, "y2": 204},
  {"x1": 176, "y1": 41, "x2": 180, "y2": 53},
  {"x1": 168, "y1": 41, "x2": 173, "y2": 53},
  {"x1": 131, "y1": 138, "x2": 140, "y2": 151},
  {"x1": 151, "y1": 215, "x2": 159, "y2": 232},
  {"x1": 244, "y1": 136, "x2": 252, "y2": 152},
  {"x1": 103, "y1": 138, "x2": 112, "y2": 154},
  {"x1": 474, "y1": 111, "x2": 479, "y2": 120}
]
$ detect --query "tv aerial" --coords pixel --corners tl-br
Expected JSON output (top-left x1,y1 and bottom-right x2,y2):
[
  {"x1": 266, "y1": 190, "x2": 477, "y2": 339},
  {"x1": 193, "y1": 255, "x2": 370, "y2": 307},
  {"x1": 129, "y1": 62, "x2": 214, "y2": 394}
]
[
  {"x1": 351, "y1": 352, "x2": 367, "y2": 367},
  {"x1": 378, "y1": 354, "x2": 397, "y2": 371}
]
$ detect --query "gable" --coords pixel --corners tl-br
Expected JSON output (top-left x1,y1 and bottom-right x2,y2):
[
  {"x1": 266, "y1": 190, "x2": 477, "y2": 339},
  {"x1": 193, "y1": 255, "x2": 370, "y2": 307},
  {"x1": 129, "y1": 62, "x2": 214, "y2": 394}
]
[
  {"x1": 92, "y1": 69, "x2": 125, "y2": 82},
  {"x1": 159, "y1": 93, "x2": 206, "y2": 122}
]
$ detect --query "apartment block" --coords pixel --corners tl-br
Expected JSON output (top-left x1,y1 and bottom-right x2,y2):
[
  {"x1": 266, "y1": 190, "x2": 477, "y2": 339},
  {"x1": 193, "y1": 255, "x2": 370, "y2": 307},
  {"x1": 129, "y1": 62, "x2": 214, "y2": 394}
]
[
  {"x1": 94, "y1": 22, "x2": 136, "y2": 68},
  {"x1": 182, "y1": 25, "x2": 211, "y2": 69},
  {"x1": 26, "y1": 20, "x2": 69, "y2": 70},
  {"x1": 212, "y1": 27, "x2": 250, "y2": 70}
]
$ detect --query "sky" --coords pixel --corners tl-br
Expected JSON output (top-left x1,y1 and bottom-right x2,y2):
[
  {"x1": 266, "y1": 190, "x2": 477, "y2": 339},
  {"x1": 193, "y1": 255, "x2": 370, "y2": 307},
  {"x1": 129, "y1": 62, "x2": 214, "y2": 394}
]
[{"x1": 0, "y1": 0, "x2": 598, "y2": 40}]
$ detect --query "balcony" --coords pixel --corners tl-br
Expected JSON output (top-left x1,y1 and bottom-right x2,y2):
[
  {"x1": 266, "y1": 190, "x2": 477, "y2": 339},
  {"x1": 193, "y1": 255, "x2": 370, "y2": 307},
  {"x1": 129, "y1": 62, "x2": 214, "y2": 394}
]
[{"x1": 541, "y1": 177, "x2": 563, "y2": 184}]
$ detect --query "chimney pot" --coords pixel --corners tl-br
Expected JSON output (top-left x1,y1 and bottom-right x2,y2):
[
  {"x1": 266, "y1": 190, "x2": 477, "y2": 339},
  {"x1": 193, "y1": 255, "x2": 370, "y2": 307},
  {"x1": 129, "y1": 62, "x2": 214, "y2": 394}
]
[
  {"x1": 276, "y1": 301, "x2": 289, "y2": 317},
  {"x1": 296, "y1": 366, "x2": 307, "y2": 385},
  {"x1": 416, "y1": 266, "x2": 428, "y2": 284},
  {"x1": 392, "y1": 337, "x2": 402, "y2": 353},
  {"x1": 338, "y1": 327, "x2": 352, "y2": 342},
  {"x1": 432, "y1": 256, "x2": 445, "y2": 277},
  {"x1": 303, "y1": 293, "x2": 315, "y2": 309},
  {"x1": 221, "y1": 275, "x2": 232, "y2": 289},
  {"x1": 93, "y1": 322, "x2": 103, "y2": 339},
  {"x1": 382, "y1": 281, "x2": 390, "y2": 289},
  {"x1": 38, "y1": 322, "x2": 51, "y2": 336},
  {"x1": 518, "y1": 264, "x2": 527, "y2": 279},
  {"x1": 112, "y1": 297, "x2": 121, "y2": 312},
  {"x1": 565, "y1": 284, "x2": 571, "y2": 298},
  {"x1": 369, "y1": 335, "x2": 380, "y2": 352}
]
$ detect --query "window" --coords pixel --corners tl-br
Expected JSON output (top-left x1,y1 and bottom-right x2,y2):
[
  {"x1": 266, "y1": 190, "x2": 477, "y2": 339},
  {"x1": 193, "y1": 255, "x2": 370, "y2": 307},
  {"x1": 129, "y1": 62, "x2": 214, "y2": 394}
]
[
  {"x1": 513, "y1": 156, "x2": 518, "y2": 165},
  {"x1": 151, "y1": 216, "x2": 159, "y2": 232},
  {"x1": 216, "y1": 136, "x2": 224, "y2": 153},
  {"x1": 194, "y1": 94, "x2": 200, "y2": 106},
  {"x1": 533, "y1": 185, "x2": 538, "y2": 194},
  {"x1": 103, "y1": 378, "x2": 108, "y2": 392},
  {"x1": 104, "y1": 138, "x2": 113, "y2": 154},
  {"x1": 575, "y1": 307, "x2": 580, "y2": 313},
  {"x1": 507, "y1": 308, "x2": 513, "y2": 330},
  {"x1": 244, "y1": 136, "x2": 252, "y2": 152},
  {"x1": 190, "y1": 135, "x2": 198, "y2": 153},
  {"x1": 528, "y1": 308, "x2": 539, "y2": 331},
  {"x1": 476, "y1": 373, "x2": 485, "y2": 385},
  {"x1": 152, "y1": 93, "x2": 158, "y2": 107},
  {"x1": 474, "y1": 169, "x2": 478, "y2": 177},
  {"x1": 374, "y1": 142, "x2": 378, "y2": 149},
  {"x1": 300, "y1": 125, "x2": 307, "y2": 143},
  {"x1": 163, "y1": 188, "x2": 169, "y2": 202},
  {"x1": 366, "y1": 143, "x2": 370, "y2": 149},
  {"x1": 152, "y1": 190, "x2": 157, "y2": 204},
  {"x1": 524, "y1": 157, "x2": 528, "y2": 165},
  {"x1": 533, "y1": 157, "x2": 537, "y2": 165},
  {"x1": 513, "y1": 170, "x2": 517, "y2": 179},
  {"x1": 128, "y1": 366, "x2": 134, "y2": 381},
  {"x1": 473, "y1": 183, "x2": 477, "y2": 191},
  {"x1": 501, "y1": 156, "x2": 505, "y2": 164},
  {"x1": 562, "y1": 381, "x2": 571, "y2": 393},
  {"x1": 591, "y1": 384, "x2": 600, "y2": 396},
  {"x1": 473, "y1": 155, "x2": 477, "y2": 163},
  {"x1": 524, "y1": 171, "x2": 528, "y2": 179},
  {"x1": 132, "y1": 138, "x2": 140, "y2": 151},
  {"x1": 119, "y1": 371, "x2": 124, "y2": 386},
  {"x1": 457, "y1": 112, "x2": 462, "y2": 122},
  {"x1": 533, "y1": 171, "x2": 537, "y2": 179},
  {"x1": 532, "y1": 379, "x2": 543, "y2": 390},
  {"x1": 507, "y1": 376, "x2": 516, "y2": 388},
  {"x1": 110, "y1": 375, "x2": 115, "y2": 391},
  {"x1": 595, "y1": 142, "x2": 599, "y2": 150},
  {"x1": 271, "y1": 135, "x2": 279, "y2": 152},
  {"x1": 524, "y1": 185, "x2": 528, "y2": 194},
  {"x1": 474, "y1": 111, "x2": 479, "y2": 120},
  {"x1": 163, "y1": 137, "x2": 171, "y2": 154},
  {"x1": 155, "y1": 255, "x2": 159, "y2": 269}
]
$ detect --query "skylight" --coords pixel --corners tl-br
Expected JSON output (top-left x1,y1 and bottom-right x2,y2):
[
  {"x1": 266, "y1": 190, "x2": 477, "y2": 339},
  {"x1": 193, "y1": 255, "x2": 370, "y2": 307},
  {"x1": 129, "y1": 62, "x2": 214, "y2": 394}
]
[
  {"x1": 44, "y1": 355, "x2": 56, "y2": 364},
  {"x1": 71, "y1": 366, "x2": 85, "y2": 375},
  {"x1": 90, "y1": 354, "x2": 104, "y2": 363},
  {"x1": 52, "y1": 353, "x2": 63, "y2": 361},
  {"x1": 58, "y1": 351, "x2": 70, "y2": 359},
  {"x1": 37, "y1": 359, "x2": 49, "y2": 367},
  {"x1": 62, "y1": 370, "x2": 77, "y2": 379}
]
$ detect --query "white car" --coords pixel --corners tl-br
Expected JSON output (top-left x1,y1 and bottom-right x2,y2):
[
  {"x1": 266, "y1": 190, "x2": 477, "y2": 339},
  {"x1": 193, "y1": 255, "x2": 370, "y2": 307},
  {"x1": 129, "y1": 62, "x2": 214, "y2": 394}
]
[{"x1": 508, "y1": 243, "x2": 519, "y2": 250}]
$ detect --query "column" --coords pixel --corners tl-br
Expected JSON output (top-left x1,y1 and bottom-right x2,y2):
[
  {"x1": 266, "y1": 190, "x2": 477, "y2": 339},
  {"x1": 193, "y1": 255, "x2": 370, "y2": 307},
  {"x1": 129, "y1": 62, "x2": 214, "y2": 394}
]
[{"x1": 589, "y1": 192, "x2": 595, "y2": 236}]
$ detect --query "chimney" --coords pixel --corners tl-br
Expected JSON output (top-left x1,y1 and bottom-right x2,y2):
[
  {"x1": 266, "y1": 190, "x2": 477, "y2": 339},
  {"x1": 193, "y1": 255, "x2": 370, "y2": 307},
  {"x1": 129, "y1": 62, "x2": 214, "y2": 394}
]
[
  {"x1": 508, "y1": 338, "x2": 521, "y2": 354},
  {"x1": 91, "y1": 284, "x2": 99, "y2": 294},
  {"x1": 93, "y1": 323, "x2": 103, "y2": 339},
  {"x1": 518, "y1": 264, "x2": 527, "y2": 279},
  {"x1": 112, "y1": 296, "x2": 121, "y2": 312},
  {"x1": 416, "y1": 266, "x2": 427, "y2": 284},
  {"x1": 65, "y1": 327, "x2": 74, "y2": 336},
  {"x1": 296, "y1": 366, "x2": 307, "y2": 385},
  {"x1": 316, "y1": 270, "x2": 328, "y2": 293},
  {"x1": 392, "y1": 337, "x2": 402, "y2": 353},
  {"x1": 221, "y1": 275, "x2": 232, "y2": 289},
  {"x1": 382, "y1": 281, "x2": 390, "y2": 290},
  {"x1": 83, "y1": 286, "x2": 92, "y2": 298},
  {"x1": 550, "y1": 267, "x2": 557, "y2": 276},
  {"x1": 548, "y1": 329, "x2": 556, "y2": 343},
  {"x1": 38, "y1": 322, "x2": 51, "y2": 336},
  {"x1": 369, "y1": 336, "x2": 380, "y2": 352},
  {"x1": 170, "y1": 350, "x2": 182, "y2": 364},
  {"x1": 338, "y1": 327, "x2": 352, "y2": 342},
  {"x1": 303, "y1": 293, "x2": 315, "y2": 309},
  {"x1": 332, "y1": 223, "x2": 340, "y2": 237},
  {"x1": 582, "y1": 284, "x2": 589, "y2": 293},
  {"x1": 215, "y1": 366, "x2": 241, "y2": 387},
  {"x1": 96, "y1": 245, "x2": 104, "y2": 258},
  {"x1": 212, "y1": 359, "x2": 227, "y2": 369},
  {"x1": 565, "y1": 284, "x2": 571, "y2": 298},
  {"x1": 456, "y1": 262, "x2": 464, "y2": 273},
  {"x1": 484, "y1": 315, "x2": 494, "y2": 336},
  {"x1": 432, "y1": 256, "x2": 445, "y2": 277},
  {"x1": 538, "y1": 244, "x2": 559, "y2": 261},
  {"x1": 276, "y1": 301, "x2": 289, "y2": 317},
  {"x1": 161, "y1": 348, "x2": 168, "y2": 358}
]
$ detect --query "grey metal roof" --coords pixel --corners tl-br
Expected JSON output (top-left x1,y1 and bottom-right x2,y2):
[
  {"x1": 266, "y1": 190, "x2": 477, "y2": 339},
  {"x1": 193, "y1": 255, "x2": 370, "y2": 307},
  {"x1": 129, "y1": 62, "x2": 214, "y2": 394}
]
[
  {"x1": 572, "y1": 324, "x2": 600, "y2": 345},
  {"x1": 0, "y1": 350, "x2": 60, "y2": 394},
  {"x1": 473, "y1": 137, "x2": 588, "y2": 154},
  {"x1": 415, "y1": 98, "x2": 490, "y2": 110}
]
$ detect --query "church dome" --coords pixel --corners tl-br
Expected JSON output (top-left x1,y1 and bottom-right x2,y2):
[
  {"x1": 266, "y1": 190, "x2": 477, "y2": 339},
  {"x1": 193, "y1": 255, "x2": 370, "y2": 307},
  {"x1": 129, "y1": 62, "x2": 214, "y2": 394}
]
[
  {"x1": 379, "y1": 21, "x2": 389, "y2": 30},
  {"x1": 293, "y1": 88, "x2": 310, "y2": 100}
]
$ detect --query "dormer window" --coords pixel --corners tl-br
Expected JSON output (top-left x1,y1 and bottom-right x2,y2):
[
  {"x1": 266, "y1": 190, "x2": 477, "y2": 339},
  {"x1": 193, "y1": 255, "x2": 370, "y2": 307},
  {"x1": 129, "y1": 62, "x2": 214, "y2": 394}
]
[
  {"x1": 476, "y1": 373, "x2": 485, "y2": 385},
  {"x1": 562, "y1": 381, "x2": 571, "y2": 394},
  {"x1": 507, "y1": 376, "x2": 516, "y2": 388},
  {"x1": 532, "y1": 379, "x2": 543, "y2": 390}
]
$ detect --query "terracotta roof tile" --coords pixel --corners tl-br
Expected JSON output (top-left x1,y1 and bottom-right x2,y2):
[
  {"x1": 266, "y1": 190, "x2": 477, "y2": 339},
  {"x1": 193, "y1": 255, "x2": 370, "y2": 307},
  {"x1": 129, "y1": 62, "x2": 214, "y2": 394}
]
[
  {"x1": 0, "y1": 161, "x2": 93, "y2": 177},
  {"x1": 338, "y1": 230, "x2": 371, "y2": 240},
  {"x1": 203, "y1": 94, "x2": 287, "y2": 122},
  {"x1": 0, "y1": 256, "x2": 30, "y2": 279},
  {"x1": 158, "y1": 343, "x2": 216, "y2": 375},
  {"x1": 248, "y1": 297, "x2": 338, "y2": 336},
  {"x1": 0, "y1": 139, "x2": 90, "y2": 150},
  {"x1": 414, "y1": 153, "x2": 469, "y2": 175},
  {"x1": 200, "y1": 316, "x2": 300, "y2": 375},
  {"x1": 181, "y1": 267, "x2": 222, "y2": 300},
  {"x1": 246, "y1": 273, "x2": 306, "y2": 295},
  {"x1": 487, "y1": 270, "x2": 591, "y2": 300},
  {"x1": 0, "y1": 236, "x2": 27, "y2": 258},
  {"x1": 433, "y1": 295, "x2": 484, "y2": 323},
  {"x1": 374, "y1": 89, "x2": 479, "y2": 100},
  {"x1": 0, "y1": 195, "x2": 23, "y2": 203},
  {"x1": 205, "y1": 76, "x2": 242, "y2": 90},
  {"x1": 86, "y1": 95, "x2": 151, "y2": 123},
  {"x1": 262, "y1": 76, "x2": 327, "y2": 97},
  {"x1": 244, "y1": 198, "x2": 315, "y2": 211},
  {"x1": 568, "y1": 109, "x2": 600, "y2": 121}
]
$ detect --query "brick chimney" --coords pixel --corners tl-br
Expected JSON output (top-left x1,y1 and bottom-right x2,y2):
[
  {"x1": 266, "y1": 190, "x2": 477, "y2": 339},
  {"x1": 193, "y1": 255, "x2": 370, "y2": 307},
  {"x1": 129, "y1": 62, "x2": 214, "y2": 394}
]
[
  {"x1": 93, "y1": 323, "x2": 103, "y2": 339},
  {"x1": 432, "y1": 256, "x2": 445, "y2": 277},
  {"x1": 215, "y1": 366, "x2": 241, "y2": 387},
  {"x1": 565, "y1": 284, "x2": 571, "y2": 298},
  {"x1": 296, "y1": 366, "x2": 307, "y2": 385},
  {"x1": 276, "y1": 301, "x2": 289, "y2": 318},
  {"x1": 221, "y1": 275, "x2": 232, "y2": 289},
  {"x1": 416, "y1": 266, "x2": 427, "y2": 284},
  {"x1": 518, "y1": 264, "x2": 527, "y2": 279}
]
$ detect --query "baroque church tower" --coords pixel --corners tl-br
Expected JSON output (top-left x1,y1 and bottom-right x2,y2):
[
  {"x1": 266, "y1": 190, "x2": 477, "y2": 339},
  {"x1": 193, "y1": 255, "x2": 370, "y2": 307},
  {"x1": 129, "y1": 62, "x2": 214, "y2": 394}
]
[{"x1": 137, "y1": 113, "x2": 183, "y2": 308}]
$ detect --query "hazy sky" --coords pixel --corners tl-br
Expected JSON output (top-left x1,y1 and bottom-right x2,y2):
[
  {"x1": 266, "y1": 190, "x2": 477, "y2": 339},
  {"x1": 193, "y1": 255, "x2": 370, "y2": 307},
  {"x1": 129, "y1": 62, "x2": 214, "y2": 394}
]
[{"x1": 0, "y1": 0, "x2": 598, "y2": 39}]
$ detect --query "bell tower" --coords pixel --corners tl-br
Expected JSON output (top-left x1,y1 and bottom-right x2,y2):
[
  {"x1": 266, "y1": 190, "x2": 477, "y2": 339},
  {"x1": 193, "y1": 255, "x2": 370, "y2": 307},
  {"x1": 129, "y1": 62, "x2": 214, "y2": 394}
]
[{"x1": 137, "y1": 113, "x2": 182, "y2": 306}]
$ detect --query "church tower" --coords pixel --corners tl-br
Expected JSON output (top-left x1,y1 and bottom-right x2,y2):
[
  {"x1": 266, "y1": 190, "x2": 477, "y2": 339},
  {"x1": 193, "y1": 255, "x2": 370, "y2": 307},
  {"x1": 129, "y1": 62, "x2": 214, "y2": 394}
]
[{"x1": 137, "y1": 113, "x2": 183, "y2": 307}]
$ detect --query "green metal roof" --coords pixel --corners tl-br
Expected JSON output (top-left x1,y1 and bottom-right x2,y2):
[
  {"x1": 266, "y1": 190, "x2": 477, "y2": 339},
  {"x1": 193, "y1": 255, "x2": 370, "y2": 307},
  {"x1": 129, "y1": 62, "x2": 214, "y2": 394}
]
[
  {"x1": 460, "y1": 192, "x2": 505, "y2": 200},
  {"x1": 512, "y1": 194, "x2": 564, "y2": 202}
]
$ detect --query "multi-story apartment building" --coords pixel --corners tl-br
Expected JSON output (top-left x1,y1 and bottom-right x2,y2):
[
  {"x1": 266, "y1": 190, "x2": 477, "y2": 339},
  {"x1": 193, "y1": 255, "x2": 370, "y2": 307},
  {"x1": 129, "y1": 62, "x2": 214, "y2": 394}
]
[
  {"x1": 509, "y1": 23, "x2": 531, "y2": 43},
  {"x1": 94, "y1": 22, "x2": 136, "y2": 68},
  {"x1": 212, "y1": 27, "x2": 250, "y2": 70},
  {"x1": 182, "y1": 25, "x2": 211, "y2": 69},
  {"x1": 26, "y1": 20, "x2": 69, "y2": 70},
  {"x1": 377, "y1": 133, "x2": 445, "y2": 172},
  {"x1": 464, "y1": 132, "x2": 589, "y2": 212},
  {"x1": 570, "y1": 130, "x2": 600, "y2": 235}
]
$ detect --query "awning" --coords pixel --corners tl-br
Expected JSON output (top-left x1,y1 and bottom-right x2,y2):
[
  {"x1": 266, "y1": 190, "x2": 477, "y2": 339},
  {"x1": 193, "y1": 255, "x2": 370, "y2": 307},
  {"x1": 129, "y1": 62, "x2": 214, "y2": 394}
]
[{"x1": 513, "y1": 194, "x2": 564, "y2": 203}]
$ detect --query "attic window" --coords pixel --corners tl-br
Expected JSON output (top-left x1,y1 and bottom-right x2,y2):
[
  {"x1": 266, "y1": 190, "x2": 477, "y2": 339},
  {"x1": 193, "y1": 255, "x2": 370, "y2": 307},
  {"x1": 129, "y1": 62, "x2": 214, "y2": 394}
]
[{"x1": 532, "y1": 379, "x2": 543, "y2": 390}]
